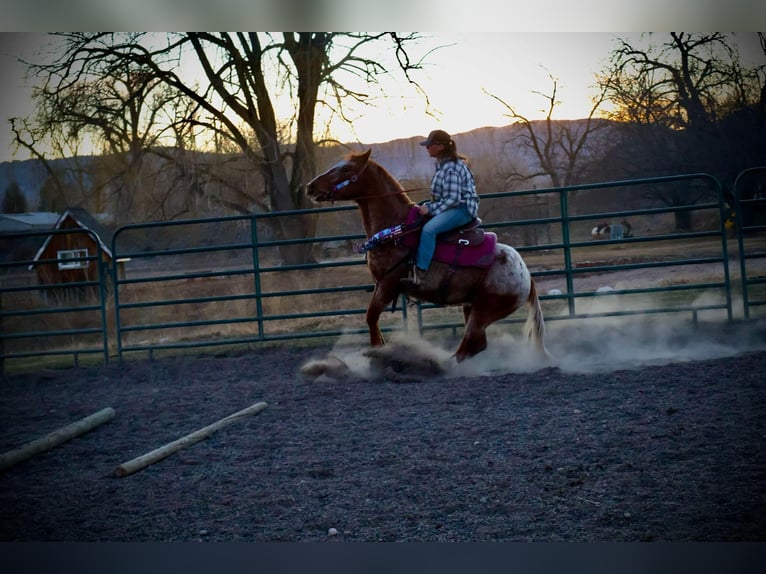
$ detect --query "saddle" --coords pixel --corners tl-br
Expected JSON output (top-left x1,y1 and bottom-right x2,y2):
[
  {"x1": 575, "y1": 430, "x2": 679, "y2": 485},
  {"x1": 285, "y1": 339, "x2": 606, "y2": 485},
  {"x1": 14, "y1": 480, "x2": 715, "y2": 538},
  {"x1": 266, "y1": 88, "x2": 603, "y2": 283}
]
[
  {"x1": 402, "y1": 206, "x2": 497, "y2": 268},
  {"x1": 438, "y1": 218, "x2": 484, "y2": 246}
]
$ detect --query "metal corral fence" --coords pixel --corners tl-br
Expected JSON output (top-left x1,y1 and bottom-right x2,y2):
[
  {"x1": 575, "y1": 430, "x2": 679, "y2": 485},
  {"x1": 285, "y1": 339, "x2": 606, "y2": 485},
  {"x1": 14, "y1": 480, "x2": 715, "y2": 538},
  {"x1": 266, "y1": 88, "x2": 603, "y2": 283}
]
[
  {"x1": 1, "y1": 227, "x2": 111, "y2": 370},
  {"x1": 733, "y1": 166, "x2": 766, "y2": 319},
  {"x1": 2, "y1": 169, "x2": 764, "y2": 373}
]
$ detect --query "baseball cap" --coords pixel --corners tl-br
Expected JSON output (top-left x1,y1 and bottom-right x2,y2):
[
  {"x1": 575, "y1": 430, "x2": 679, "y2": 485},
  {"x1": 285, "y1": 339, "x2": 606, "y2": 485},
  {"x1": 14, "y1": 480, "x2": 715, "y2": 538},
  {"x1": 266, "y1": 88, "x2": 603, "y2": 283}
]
[{"x1": 419, "y1": 129, "x2": 451, "y2": 146}]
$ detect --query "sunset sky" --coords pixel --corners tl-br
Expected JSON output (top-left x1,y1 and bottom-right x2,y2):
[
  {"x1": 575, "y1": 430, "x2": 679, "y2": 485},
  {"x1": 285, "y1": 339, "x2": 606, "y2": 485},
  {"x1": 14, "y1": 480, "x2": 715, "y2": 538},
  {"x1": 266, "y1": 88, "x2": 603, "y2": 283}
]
[
  {"x1": 0, "y1": 31, "x2": 763, "y2": 163},
  {"x1": 327, "y1": 33, "x2": 627, "y2": 145}
]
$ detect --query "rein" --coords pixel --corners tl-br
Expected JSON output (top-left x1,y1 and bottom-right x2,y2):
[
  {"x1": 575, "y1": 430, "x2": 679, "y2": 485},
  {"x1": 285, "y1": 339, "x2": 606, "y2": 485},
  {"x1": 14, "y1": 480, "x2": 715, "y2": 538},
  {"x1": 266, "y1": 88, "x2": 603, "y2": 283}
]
[
  {"x1": 357, "y1": 186, "x2": 429, "y2": 202},
  {"x1": 328, "y1": 163, "x2": 428, "y2": 202},
  {"x1": 329, "y1": 183, "x2": 429, "y2": 203},
  {"x1": 354, "y1": 219, "x2": 423, "y2": 254}
]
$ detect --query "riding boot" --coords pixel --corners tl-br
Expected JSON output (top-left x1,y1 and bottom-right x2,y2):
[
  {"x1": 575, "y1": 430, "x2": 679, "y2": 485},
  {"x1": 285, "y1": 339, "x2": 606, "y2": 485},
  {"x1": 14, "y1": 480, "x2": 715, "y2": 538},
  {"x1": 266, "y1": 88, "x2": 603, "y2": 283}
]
[{"x1": 401, "y1": 265, "x2": 439, "y2": 292}]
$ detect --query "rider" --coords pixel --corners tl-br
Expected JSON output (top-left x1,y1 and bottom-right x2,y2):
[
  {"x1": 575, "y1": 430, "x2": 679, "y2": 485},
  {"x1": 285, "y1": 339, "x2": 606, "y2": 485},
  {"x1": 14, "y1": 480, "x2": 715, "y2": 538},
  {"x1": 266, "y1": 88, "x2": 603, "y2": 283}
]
[{"x1": 403, "y1": 129, "x2": 480, "y2": 291}]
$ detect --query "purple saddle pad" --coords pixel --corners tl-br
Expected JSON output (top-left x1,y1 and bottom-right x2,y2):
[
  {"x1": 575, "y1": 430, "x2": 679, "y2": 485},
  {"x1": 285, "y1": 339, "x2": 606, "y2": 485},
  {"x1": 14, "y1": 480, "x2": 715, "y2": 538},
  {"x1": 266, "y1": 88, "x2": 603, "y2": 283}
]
[{"x1": 401, "y1": 206, "x2": 497, "y2": 268}]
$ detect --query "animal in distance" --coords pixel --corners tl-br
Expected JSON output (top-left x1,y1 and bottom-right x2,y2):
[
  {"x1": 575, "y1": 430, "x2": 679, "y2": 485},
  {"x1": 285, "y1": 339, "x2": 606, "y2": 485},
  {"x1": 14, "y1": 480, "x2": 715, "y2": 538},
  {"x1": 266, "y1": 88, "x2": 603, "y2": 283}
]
[
  {"x1": 306, "y1": 149, "x2": 552, "y2": 364},
  {"x1": 591, "y1": 221, "x2": 633, "y2": 240}
]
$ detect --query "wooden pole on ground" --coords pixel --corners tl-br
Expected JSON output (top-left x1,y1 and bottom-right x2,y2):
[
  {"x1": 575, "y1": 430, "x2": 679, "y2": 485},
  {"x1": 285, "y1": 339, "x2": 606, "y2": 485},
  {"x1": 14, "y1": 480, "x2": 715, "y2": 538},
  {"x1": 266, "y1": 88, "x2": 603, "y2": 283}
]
[
  {"x1": 0, "y1": 407, "x2": 116, "y2": 471},
  {"x1": 114, "y1": 401, "x2": 268, "y2": 478}
]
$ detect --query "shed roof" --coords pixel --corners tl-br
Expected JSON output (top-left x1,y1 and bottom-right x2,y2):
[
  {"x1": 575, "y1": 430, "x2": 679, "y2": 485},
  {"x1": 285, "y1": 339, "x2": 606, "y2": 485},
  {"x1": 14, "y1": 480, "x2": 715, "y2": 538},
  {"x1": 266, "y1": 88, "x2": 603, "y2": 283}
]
[
  {"x1": 28, "y1": 208, "x2": 115, "y2": 270},
  {"x1": 0, "y1": 212, "x2": 60, "y2": 233}
]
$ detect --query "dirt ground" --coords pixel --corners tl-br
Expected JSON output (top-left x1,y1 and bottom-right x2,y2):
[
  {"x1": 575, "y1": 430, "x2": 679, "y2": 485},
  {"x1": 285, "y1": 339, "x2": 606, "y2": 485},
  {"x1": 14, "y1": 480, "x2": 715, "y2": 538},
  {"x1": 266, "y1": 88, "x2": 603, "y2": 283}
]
[{"x1": 1, "y1": 316, "x2": 765, "y2": 542}]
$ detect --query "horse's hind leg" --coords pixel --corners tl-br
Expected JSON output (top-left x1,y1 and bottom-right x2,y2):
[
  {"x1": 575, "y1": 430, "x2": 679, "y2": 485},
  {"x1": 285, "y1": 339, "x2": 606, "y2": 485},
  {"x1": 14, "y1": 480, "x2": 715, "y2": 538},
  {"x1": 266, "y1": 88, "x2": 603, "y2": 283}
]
[
  {"x1": 455, "y1": 292, "x2": 520, "y2": 362},
  {"x1": 454, "y1": 313, "x2": 488, "y2": 362},
  {"x1": 462, "y1": 303, "x2": 472, "y2": 324}
]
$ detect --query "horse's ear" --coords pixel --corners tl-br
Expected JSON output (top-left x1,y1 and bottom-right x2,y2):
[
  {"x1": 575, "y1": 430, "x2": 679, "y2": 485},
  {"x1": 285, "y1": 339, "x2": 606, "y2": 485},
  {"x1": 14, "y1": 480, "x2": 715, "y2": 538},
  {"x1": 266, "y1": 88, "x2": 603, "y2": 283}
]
[{"x1": 359, "y1": 149, "x2": 372, "y2": 163}]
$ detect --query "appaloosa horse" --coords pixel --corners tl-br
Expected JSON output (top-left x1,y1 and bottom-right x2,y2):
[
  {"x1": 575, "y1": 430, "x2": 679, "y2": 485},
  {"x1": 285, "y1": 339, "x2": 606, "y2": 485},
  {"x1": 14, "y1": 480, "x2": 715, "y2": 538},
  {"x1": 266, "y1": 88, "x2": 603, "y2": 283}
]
[{"x1": 306, "y1": 149, "x2": 552, "y2": 363}]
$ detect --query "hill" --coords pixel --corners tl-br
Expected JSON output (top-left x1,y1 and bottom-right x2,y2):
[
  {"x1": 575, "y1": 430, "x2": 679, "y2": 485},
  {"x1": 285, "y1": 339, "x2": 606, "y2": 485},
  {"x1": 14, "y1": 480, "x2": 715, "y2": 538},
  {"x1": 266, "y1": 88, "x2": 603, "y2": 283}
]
[
  {"x1": 0, "y1": 120, "x2": 616, "y2": 219},
  {"x1": 330, "y1": 120, "x2": 614, "y2": 186}
]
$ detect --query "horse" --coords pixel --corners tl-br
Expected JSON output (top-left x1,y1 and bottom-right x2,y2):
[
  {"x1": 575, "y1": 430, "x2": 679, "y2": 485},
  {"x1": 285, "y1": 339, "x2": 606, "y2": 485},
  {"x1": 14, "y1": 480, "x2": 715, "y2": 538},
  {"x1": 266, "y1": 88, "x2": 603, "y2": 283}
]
[{"x1": 306, "y1": 149, "x2": 552, "y2": 364}]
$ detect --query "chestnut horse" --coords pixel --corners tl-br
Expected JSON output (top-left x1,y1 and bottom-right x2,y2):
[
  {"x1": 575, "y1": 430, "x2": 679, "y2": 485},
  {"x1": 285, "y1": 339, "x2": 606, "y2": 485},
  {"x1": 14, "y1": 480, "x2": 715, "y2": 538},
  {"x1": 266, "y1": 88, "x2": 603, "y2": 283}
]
[{"x1": 306, "y1": 149, "x2": 552, "y2": 363}]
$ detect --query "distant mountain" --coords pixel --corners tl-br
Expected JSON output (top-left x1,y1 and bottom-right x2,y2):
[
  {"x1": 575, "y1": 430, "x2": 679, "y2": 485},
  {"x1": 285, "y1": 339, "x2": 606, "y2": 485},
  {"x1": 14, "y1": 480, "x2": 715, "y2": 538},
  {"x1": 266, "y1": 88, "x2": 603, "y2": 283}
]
[
  {"x1": 338, "y1": 124, "x2": 532, "y2": 180},
  {"x1": 1, "y1": 120, "x2": 616, "y2": 217},
  {"x1": 333, "y1": 120, "x2": 616, "y2": 185}
]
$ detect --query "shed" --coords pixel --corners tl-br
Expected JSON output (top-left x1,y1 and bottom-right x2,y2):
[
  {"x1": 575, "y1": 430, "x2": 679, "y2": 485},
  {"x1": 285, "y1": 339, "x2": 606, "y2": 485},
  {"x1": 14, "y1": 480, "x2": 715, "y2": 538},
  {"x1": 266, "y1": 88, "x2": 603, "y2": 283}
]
[{"x1": 28, "y1": 208, "x2": 125, "y2": 302}]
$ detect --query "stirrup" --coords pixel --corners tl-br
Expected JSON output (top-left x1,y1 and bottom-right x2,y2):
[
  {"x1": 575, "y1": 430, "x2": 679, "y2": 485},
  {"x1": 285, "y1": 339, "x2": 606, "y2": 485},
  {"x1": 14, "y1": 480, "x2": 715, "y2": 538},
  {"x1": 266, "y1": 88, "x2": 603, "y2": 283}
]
[{"x1": 412, "y1": 266, "x2": 427, "y2": 286}]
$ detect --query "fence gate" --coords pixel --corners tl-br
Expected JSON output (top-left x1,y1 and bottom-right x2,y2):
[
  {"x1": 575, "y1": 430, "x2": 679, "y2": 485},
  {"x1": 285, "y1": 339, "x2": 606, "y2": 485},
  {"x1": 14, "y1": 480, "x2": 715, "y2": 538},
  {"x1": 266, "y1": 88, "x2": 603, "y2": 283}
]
[
  {"x1": 733, "y1": 166, "x2": 766, "y2": 319},
  {"x1": 1, "y1": 227, "x2": 110, "y2": 373}
]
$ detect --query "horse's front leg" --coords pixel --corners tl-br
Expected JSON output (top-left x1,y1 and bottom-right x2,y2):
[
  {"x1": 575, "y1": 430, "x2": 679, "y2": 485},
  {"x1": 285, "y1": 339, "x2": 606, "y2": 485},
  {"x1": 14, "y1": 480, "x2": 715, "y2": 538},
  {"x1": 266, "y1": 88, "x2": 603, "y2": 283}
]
[{"x1": 366, "y1": 284, "x2": 393, "y2": 347}]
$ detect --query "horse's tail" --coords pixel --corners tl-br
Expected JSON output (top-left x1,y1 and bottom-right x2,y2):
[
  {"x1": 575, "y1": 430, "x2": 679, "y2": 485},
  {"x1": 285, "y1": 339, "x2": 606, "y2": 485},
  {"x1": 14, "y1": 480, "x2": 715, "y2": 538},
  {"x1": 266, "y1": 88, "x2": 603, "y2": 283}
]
[{"x1": 523, "y1": 280, "x2": 555, "y2": 363}]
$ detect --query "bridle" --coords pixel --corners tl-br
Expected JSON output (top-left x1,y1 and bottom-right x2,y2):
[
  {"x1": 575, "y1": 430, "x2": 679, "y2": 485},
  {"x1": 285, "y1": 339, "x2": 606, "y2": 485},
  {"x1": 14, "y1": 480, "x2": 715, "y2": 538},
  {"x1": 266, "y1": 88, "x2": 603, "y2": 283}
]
[
  {"x1": 325, "y1": 166, "x2": 428, "y2": 202},
  {"x1": 330, "y1": 174, "x2": 358, "y2": 193},
  {"x1": 325, "y1": 158, "x2": 370, "y2": 200}
]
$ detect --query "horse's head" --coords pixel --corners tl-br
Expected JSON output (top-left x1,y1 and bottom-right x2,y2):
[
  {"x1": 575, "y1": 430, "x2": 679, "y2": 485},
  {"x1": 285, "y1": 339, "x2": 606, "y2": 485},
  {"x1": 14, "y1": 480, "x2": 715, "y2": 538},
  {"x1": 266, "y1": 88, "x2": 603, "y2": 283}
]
[{"x1": 306, "y1": 149, "x2": 372, "y2": 203}]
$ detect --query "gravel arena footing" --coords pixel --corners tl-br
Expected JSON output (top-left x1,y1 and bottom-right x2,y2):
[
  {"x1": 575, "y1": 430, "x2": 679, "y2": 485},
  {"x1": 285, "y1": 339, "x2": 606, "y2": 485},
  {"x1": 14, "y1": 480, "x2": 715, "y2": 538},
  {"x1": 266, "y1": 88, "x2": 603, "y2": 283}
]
[{"x1": 1, "y1": 319, "x2": 765, "y2": 542}]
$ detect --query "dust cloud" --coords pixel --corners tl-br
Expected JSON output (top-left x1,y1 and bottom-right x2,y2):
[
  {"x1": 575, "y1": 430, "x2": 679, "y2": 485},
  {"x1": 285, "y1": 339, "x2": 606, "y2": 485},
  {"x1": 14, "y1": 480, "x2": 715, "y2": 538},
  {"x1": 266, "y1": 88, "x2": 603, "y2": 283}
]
[{"x1": 301, "y1": 303, "x2": 766, "y2": 382}]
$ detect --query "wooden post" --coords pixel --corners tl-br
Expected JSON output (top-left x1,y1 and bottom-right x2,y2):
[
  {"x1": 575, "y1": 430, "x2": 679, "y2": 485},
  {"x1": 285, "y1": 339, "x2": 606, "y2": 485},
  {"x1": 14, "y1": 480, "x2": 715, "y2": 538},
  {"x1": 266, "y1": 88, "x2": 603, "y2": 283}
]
[
  {"x1": 114, "y1": 401, "x2": 268, "y2": 478},
  {"x1": 0, "y1": 407, "x2": 116, "y2": 471}
]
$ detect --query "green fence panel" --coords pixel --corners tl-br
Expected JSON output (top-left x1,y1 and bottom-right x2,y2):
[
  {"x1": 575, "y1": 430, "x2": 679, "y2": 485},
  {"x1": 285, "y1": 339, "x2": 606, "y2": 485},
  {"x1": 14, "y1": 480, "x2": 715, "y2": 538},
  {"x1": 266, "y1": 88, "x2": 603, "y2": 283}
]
[
  {"x1": 0, "y1": 227, "x2": 110, "y2": 372},
  {"x1": 733, "y1": 166, "x2": 766, "y2": 319},
  {"x1": 2, "y1": 168, "x2": 762, "y2": 374},
  {"x1": 412, "y1": 172, "x2": 735, "y2": 335},
  {"x1": 109, "y1": 206, "x2": 403, "y2": 362}
]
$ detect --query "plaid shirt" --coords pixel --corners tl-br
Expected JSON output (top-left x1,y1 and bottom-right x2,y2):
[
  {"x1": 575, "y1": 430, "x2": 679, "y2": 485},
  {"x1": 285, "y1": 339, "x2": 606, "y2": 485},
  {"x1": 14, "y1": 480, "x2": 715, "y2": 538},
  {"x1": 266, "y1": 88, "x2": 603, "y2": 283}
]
[{"x1": 426, "y1": 158, "x2": 479, "y2": 217}]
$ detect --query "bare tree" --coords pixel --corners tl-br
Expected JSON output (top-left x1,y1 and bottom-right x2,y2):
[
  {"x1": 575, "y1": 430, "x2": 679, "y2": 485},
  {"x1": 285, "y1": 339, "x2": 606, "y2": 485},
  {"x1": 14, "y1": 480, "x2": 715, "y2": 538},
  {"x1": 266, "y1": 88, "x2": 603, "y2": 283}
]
[
  {"x1": 486, "y1": 73, "x2": 610, "y2": 189},
  {"x1": 601, "y1": 33, "x2": 763, "y2": 131},
  {"x1": 597, "y1": 32, "x2": 766, "y2": 230},
  {"x1": 14, "y1": 42, "x2": 192, "y2": 223},
  {"x1": 15, "y1": 32, "x2": 431, "y2": 263}
]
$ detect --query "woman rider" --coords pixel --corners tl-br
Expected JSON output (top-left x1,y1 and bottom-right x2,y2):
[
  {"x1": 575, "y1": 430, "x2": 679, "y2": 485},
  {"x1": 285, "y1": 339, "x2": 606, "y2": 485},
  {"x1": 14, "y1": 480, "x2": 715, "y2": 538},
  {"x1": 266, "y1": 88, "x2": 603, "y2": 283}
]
[{"x1": 403, "y1": 129, "x2": 480, "y2": 291}]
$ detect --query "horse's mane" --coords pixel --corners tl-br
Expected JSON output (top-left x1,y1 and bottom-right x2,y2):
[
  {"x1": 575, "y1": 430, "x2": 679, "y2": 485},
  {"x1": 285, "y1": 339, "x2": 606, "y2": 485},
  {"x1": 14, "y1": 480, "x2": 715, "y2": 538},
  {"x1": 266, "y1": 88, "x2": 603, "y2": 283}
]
[
  {"x1": 337, "y1": 150, "x2": 414, "y2": 209},
  {"x1": 369, "y1": 160, "x2": 406, "y2": 193},
  {"x1": 361, "y1": 153, "x2": 412, "y2": 198}
]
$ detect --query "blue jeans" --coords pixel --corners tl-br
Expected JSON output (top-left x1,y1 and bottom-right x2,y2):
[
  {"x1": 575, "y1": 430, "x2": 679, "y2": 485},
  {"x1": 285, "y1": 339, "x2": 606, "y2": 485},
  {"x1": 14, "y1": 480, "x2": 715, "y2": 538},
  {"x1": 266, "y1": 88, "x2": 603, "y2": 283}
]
[{"x1": 416, "y1": 206, "x2": 474, "y2": 270}]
